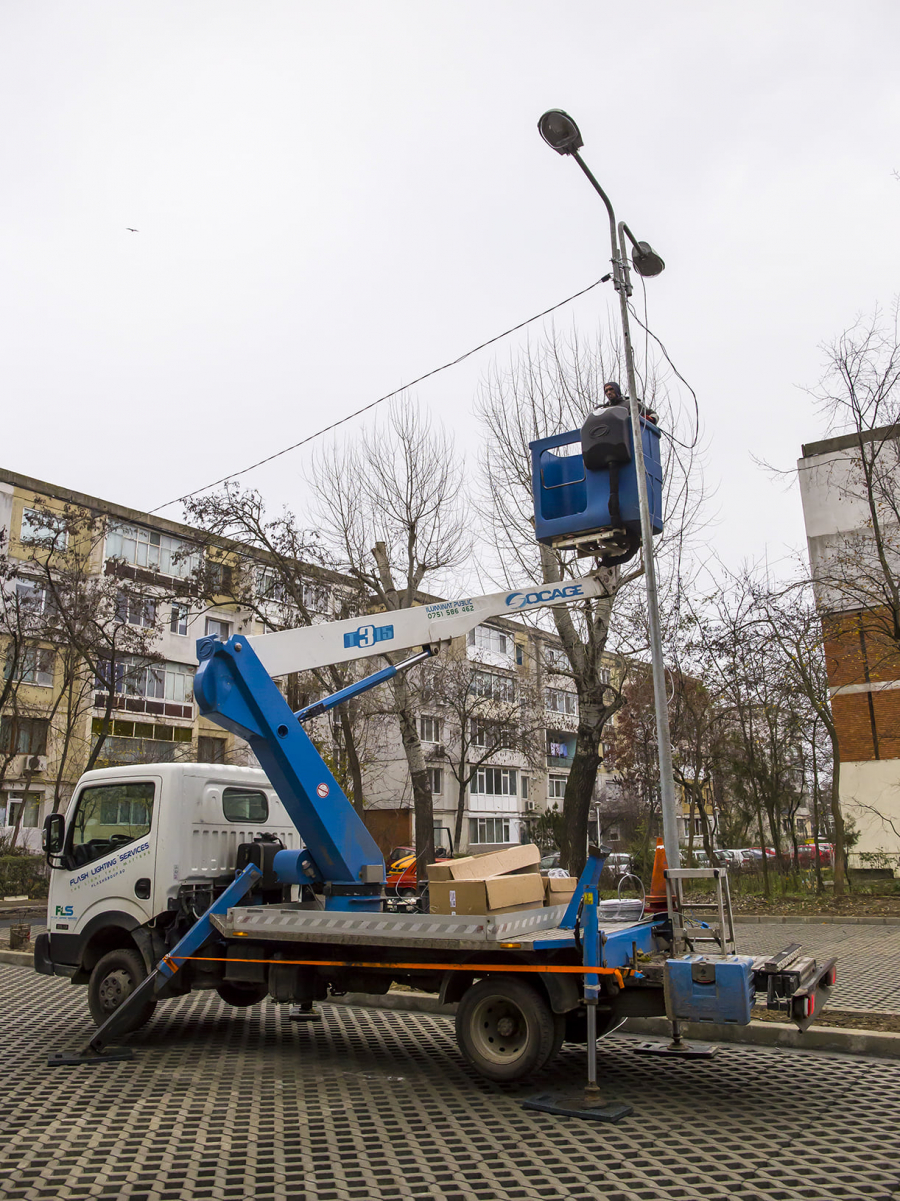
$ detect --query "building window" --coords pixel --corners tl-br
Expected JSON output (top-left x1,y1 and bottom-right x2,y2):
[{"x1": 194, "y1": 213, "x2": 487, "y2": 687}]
[
  {"x1": 521, "y1": 776, "x2": 529, "y2": 800},
  {"x1": 544, "y1": 645, "x2": 569, "y2": 672},
  {"x1": 208, "y1": 560, "x2": 233, "y2": 593},
  {"x1": 420, "y1": 715, "x2": 442, "y2": 744},
  {"x1": 257, "y1": 568, "x2": 285, "y2": 603},
  {"x1": 6, "y1": 647, "x2": 55, "y2": 688},
  {"x1": 0, "y1": 716, "x2": 50, "y2": 756},
  {"x1": 428, "y1": 766, "x2": 443, "y2": 796},
  {"x1": 20, "y1": 508, "x2": 68, "y2": 548},
  {"x1": 548, "y1": 775, "x2": 567, "y2": 800},
  {"x1": 106, "y1": 523, "x2": 198, "y2": 579},
  {"x1": 545, "y1": 688, "x2": 578, "y2": 715},
  {"x1": 4, "y1": 794, "x2": 42, "y2": 829},
  {"x1": 469, "y1": 817, "x2": 511, "y2": 844},
  {"x1": 468, "y1": 625, "x2": 512, "y2": 657},
  {"x1": 198, "y1": 736, "x2": 227, "y2": 764},
  {"x1": 470, "y1": 767, "x2": 517, "y2": 797},
  {"x1": 205, "y1": 617, "x2": 232, "y2": 641},
  {"x1": 548, "y1": 740, "x2": 569, "y2": 759},
  {"x1": 470, "y1": 719, "x2": 516, "y2": 750},
  {"x1": 15, "y1": 580, "x2": 55, "y2": 619},
  {"x1": 116, "y1": 592, "x2": 157, "y2": 629},
  {"x1": 96, "y1": 655, "x2": 195, "y2": 704},
  {"x1": 302, "y1": 582, "x2": 330, "y2": 613},
  {"x1": 471, "y1": 670, "x2": 516, "y2": 703},
  {"x1": 606, "y1": 827, "x2": 621, "y2": 842},
  {"x1": 599, "y1": 667, "x2": 611, "y2": 686},
  {"x1": 170, "y1": 604, "x2": 189, "y2": 636}
]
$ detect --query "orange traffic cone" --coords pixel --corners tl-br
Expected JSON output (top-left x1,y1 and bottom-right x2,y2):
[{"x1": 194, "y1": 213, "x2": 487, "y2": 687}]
[{"x1": 646, "y1": 838, "x2": 669, "y2": 912}]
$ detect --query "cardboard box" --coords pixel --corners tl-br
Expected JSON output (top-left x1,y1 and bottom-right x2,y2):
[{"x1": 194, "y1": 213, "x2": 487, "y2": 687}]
[
  {"x1": 543, "y1": 875, "x2": 578, "y2": 906},
  {"x1": 429, "y1": 872, "x2": 545, "y2": 916},
  {"x1": 427, "y1": 843, "x2": 541, "y2": 883}
]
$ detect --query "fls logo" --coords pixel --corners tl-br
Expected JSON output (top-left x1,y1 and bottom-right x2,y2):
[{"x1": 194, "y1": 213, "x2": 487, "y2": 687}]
[{"x1": 55, "y1": 905, "x2": 74, "y2": 918}]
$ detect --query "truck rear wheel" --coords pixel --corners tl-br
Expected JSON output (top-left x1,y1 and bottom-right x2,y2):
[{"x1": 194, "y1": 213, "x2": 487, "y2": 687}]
[
  {"x1": 88, "y1": 948, "x2": 157, "y2": 1032},
  {"x1": 216, "y1": 982, "x2": 268, "y2": 1007},
  {"x1": 456, "y1": 977, "x2": 555, "y2": 1083}
]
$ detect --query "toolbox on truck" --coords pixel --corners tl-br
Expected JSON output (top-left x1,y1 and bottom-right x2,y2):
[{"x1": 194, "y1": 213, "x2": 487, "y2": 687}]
[{"x1": 666, "y1": 954, "x2": 756, "y2": 1024}]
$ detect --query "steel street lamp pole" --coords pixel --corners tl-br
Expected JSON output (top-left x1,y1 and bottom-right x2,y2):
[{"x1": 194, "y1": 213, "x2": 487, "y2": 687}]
[{"x1": 538, "y1": 110, "x2": 680, "y2": 873}]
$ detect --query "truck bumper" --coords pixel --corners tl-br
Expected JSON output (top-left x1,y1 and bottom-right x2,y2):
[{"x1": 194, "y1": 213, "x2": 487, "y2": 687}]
[{"x1": 33, "y1": 933, "x2": 78, "y2": 979}]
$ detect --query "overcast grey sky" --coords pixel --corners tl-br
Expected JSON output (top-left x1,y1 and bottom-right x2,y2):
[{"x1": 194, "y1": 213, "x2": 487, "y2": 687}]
[{"x1": 2, "y1": 2, "x2": 898, "y2": 578}]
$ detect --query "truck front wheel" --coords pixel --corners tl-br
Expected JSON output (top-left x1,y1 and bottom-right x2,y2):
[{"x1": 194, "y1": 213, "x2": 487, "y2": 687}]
[
  {"x1": 456, "y1": 977, "x2": 555, "y2": 1083},
  {"x1": 88, "y1": 948, "x2": 157, "y2": 1032}
]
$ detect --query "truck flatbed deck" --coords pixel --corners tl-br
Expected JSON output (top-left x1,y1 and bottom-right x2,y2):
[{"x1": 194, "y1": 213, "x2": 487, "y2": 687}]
[{"x1": 211, "y1": 902, "x2": 652, "y2": 951}]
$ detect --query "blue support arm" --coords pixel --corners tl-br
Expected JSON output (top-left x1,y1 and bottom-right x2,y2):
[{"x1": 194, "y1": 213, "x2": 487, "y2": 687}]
[
  {"x1": 193, "y1": 634, "x2": 385, "y2": 910},
  {"x1": 295, "y1": 648, "x2": 432, "y2": 723}
]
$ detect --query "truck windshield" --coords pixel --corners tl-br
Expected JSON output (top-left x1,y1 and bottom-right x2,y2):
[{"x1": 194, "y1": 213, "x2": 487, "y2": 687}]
[{"x1": 68, "y1": 781, "x2": 155, "y2": 867}]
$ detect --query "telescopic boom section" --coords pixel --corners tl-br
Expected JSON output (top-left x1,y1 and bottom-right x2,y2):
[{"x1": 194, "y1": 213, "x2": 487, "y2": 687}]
[{"x1": 193, "y1": 571, "x2": 605, "y2": 911}]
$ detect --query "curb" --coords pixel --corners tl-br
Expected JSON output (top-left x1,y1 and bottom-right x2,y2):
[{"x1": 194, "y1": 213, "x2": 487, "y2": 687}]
[
  {"x1": 331, "y1": 992, "x2": 900, "y2": 1059},
  {"x1": 619, "y1": 1015, "x2": 900, "y2": 1058},
  {"x1": 0, "y1": 949, "x2": 33, "y2": 968},
  {"x1": 734, "y1": 914, "x2": 900, "y2": 926}
]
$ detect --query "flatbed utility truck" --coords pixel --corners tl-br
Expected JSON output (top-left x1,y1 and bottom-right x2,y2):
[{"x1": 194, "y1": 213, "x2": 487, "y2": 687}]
[{"x1": 36, "y1": 414, "x2": 836, "y2": 1093}]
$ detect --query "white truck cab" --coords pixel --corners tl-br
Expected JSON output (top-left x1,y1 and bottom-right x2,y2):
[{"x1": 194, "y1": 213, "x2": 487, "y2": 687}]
[{"x1": 37, "y1": 763, "x2": 299, "y2": 1014}]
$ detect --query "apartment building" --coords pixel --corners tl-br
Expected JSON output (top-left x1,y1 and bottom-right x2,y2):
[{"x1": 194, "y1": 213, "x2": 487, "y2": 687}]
[
  {"x1": 0, "y1": 466, "x2": 621, "y2": 857},
  {"x1": 798, "y1": 425, "x2": 900, "y2": 870}
]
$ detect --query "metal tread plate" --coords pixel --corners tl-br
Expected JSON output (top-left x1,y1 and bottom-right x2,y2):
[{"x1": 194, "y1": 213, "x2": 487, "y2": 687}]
[{"x1": 211, "y1": 903, "x2": 573, "y2": 949}]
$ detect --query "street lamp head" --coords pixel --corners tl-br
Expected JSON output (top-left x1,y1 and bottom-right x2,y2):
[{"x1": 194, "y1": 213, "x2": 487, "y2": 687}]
[
  {"x1": 537, "y1": 109, "x2": 583, "y2": 156},
  {"x1": 631, "y1": 241, "x2": 665, "y2": 277}
]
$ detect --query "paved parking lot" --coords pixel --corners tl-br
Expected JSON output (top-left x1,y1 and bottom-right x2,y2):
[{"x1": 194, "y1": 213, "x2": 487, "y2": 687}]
[
  {"x1": 735, "y1": 922, "x2": 900, "y2": 1012},
  {"x1": 5, "y1": 964, "x2": 900, "y2": 1201}
]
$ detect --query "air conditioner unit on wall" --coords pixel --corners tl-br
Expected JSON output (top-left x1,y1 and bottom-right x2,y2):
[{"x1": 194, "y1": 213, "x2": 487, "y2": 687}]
[{"x1": 525, "y1": 801, "x2": 537, "y2": 813}]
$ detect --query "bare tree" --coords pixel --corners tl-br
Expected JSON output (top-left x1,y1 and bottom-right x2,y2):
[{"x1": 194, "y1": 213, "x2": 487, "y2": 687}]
[
  {"x1": 415, "y1": 637, "x2": 547, "y2": 848},
  {"x1": 181, "y1": 484, "x2": 374, "y2": 813},
  {"x1": 311, "y1": 396, "x2": 470, "y2": 870}
]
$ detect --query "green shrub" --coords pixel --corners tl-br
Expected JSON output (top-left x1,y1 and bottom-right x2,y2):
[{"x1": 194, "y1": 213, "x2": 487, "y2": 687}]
[{"x1": 0, "y1": 854, "x2": 49, "y2": 899}]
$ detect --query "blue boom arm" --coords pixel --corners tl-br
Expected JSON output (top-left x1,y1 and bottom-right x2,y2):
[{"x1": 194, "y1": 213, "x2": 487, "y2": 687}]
[{"x1": 193, "y1": 633, "x2": 385, "y2": 911}]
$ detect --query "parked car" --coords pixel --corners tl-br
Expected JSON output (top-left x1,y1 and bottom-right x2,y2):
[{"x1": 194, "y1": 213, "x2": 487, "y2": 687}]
[
  {"x1": 606, "y1": 852, "x2": 633, "y2": 878},
  {"x1": 540, "y1": 852, "x2": 561, "y2": 871},
  {"x1": 713, "y1": 849, "x2": 743, "y2": 870},
  {"x1": 798, "y1": 842, "x2": 834, "y2": 867}
]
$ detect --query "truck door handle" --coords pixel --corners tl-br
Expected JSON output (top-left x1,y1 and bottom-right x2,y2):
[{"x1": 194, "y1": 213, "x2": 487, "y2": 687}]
[{"x1": 135, "y1": 878, "x2": 151, "y2": 900}]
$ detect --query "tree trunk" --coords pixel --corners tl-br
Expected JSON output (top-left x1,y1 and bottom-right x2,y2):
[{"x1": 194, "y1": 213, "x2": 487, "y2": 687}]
[
  {"x1": 561, "y1": 721, "x2": 601, "y2": 876},
  {"x1": 337, "y1": 707, "x2": 366, "y2": 818},
  {"x1": 391, "y1": 673, "x2": 434, "y2": 876},
  {"x1": 454, "y1": 775, "x2": 467, "y2": 850}
]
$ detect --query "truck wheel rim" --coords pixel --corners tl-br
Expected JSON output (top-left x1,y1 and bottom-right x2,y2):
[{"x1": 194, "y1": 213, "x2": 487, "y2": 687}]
[
  {"x1": 470, "y1": 996, "x2": 529, "y2": 1064},
  {"x1": 98, "y1": 969, "x2": 133, "y2": 1013}
]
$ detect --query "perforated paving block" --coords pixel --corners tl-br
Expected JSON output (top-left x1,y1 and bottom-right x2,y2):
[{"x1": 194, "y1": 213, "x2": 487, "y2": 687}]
[{"x1": 4, "y1": 964, "x2": 900, "y2": 1200}]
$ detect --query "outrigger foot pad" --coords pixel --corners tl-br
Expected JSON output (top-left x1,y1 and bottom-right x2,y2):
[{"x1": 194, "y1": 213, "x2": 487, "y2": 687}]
[
  {"x1": 632, "y1": 1039, "x2": 717, "y2": 1058},
  {"x1": 521, "y1": 1092, "x2": 632, "y2": 1123},
  {"x1": 288, "y1": 1005, "x2": 322, "y2": 1022},
  {"x1": 48, "y1": 1045, "x2": 134, "y2": 1067}
]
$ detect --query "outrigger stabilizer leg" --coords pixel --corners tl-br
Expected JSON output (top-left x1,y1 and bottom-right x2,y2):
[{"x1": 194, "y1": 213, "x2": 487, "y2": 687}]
[{"x1": 48, "y1": 863, "x2": 262, "y2": 1067}]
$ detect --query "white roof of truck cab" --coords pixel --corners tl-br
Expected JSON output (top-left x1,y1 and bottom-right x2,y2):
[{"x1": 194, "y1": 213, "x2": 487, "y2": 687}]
[{"x1": 75, "y1": 762, "x2": 274, "y2": 788}]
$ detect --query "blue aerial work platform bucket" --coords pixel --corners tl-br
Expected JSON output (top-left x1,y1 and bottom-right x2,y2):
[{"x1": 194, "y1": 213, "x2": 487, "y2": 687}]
[{"x1": 529, "y1": 413, "x2": 663, "y2": 564}]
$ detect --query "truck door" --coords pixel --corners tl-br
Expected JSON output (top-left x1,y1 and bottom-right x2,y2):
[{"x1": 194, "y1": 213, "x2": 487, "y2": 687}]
[{"x1": 50, "y1": 778, "x2": 160, "y2": 944}]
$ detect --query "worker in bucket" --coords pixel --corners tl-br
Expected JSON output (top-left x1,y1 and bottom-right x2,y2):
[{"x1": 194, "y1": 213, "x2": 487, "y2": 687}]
[{"x1": 602, "y1": 380, "x2": 657, "y2": 424}]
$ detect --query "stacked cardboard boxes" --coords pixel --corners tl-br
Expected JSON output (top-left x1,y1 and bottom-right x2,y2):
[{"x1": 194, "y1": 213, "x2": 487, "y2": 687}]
[{"x1": 427, "y1": 844, "x2": 544, "y2": 916}]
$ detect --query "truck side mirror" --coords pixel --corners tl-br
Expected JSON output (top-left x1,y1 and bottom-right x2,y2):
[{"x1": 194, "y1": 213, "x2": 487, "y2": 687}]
[{"x1": 43, "y1": 813, "x2": 65, "y2": 863}]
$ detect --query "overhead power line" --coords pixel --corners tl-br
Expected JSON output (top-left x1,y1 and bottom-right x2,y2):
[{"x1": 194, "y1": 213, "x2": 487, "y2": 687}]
[{"x1": 150, "y1": 277, "x2": 607, "y2": 514}]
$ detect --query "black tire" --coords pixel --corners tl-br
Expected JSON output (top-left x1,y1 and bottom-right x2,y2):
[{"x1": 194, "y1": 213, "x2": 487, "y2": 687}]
[
  {"x1": 456, "y1": 977, "x2": 556, "y2": 1083},
  {"x1": 541, "y1": 1011, "x2": 567, "y2": 1070},
  {"x1": 216, "y1": 982, "x2": 268, "y2": 1007},
  {"x1": 88, "y1": 948, "x2": 157, "y2": 1032}
]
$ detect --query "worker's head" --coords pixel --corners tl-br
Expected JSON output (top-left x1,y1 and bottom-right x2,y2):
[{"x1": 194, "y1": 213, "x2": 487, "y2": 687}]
[{"x1": 603, "y1": 381, "x2": 623, "y2": 405}]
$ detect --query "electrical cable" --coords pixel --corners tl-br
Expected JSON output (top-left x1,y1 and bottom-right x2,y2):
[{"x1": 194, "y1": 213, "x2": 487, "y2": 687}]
[
  {"x1": 150, "y1": 276, "x2": 608, "y2": 515},
  {"x1": 629, "y1": 278, "x2": 700, "y2": 451}
]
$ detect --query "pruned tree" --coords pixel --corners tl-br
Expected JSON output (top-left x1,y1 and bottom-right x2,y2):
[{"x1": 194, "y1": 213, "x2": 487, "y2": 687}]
[
  {"x1": 477, "y1": 327, "x2": 701, "y2": 874},
  {"x1": 310, "y1": 395, "x2": 471, "y2": 870}
]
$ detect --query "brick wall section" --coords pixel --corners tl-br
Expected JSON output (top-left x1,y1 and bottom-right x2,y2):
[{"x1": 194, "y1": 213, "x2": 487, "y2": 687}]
[{"x1": 823, "y1": 608, "x2": 900, "y2": 763}]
